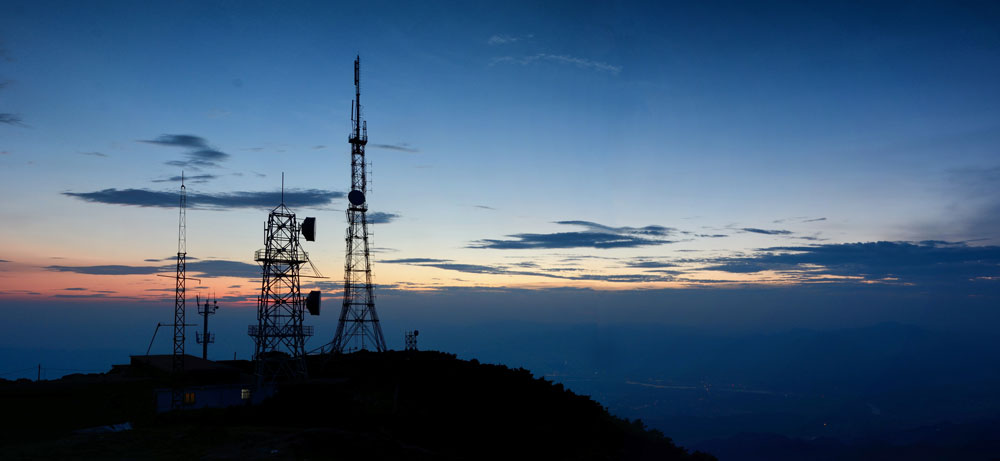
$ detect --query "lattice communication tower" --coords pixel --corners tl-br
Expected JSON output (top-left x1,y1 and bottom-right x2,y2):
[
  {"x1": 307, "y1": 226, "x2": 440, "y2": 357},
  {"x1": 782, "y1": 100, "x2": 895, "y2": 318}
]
[
  {"x1": 331, "y1": 56, "x2": 387, "y2": 353},
  {"x1": 249, "y1": 191, "x2": 315, "y2": 381}
]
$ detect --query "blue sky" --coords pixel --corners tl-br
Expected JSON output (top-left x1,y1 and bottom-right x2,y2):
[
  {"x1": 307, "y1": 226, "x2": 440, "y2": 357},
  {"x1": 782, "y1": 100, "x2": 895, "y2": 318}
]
[{"x1": 1, "y1": 1, "x2": 999, "y2": 369}]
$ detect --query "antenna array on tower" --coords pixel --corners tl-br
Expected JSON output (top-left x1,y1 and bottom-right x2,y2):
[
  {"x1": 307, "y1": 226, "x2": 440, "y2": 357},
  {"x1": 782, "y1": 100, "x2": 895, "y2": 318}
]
[{"x1": 331, "y1": 56, "x2": 387, "y2": 353}]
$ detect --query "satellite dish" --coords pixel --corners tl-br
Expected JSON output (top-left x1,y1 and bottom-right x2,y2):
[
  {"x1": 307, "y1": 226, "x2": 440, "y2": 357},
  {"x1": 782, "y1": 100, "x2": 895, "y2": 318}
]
[
  {"x1": 348, "y1": 190, "x2": 365, "y2": 206},
  {"x1": 301, "y1": 217, "x2": 316, "y2": 241},
  {"x1": 306, "y1": 290, "x2": 321, "y2": 316}
]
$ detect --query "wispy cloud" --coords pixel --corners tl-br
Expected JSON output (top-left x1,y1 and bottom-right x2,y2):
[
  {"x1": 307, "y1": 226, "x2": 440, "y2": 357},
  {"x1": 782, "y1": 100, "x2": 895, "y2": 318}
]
[
  {"x1": 698, "y1": 241, "x2": 1000, "y2": 285},
  {"x1": 367, "y1": 212, "x2": 400, "y2": 224},
  {"x1": 471, "y1": 220, "x2": 674, "y2": 250},
  {"x1": 141, "y1": 134, "x2": 210, "y2": 149},
  {"x1": 45, "y1": 259, "x2": 259, "y2": 279},
  {"x1": 488, "y1": 33, "x2": 533, "y2": 45},
  {"x1": 741, "y1": 228, "x2": 793, "y2": 235},
  {"x1": 491, "y1": 54, "x2": 622, "y2": 75},
  {"x1": 380, "y1": 258, "x2": 450, "y2": 264},
  {"x1": 773, "y1": 216, "x2": 827, "y2": 224},
  {"x1": 371, "y1": 143, "x2": 419, "y2": 153},
  {"x1": 625, "y1": 259, "x2": 678, "y2": 269},
  {"x1": 46, "y1": 265, "x2": 167, "y2": 276},
  {"x1": 474, "y1": 205, "x2": 496, "y2": 210},
  {"x1": 382, "y1": 257, "x2": 675, "y2": 283},
  {"x1": 557, "y1": 221, "x2": 674, "y2": 237},
  {"x1": 63, "y1": 188, "x2": 343, "y2": 209},
  {"x1": 0, "y1": 113, "x2": 24, "y2": 126},
  {"x1": 472, "y1": 232, "x2": 669, "y2": 250},
  {"x1": 187, "y1": 260, "x2": 259, "y2": 278},
  {"x1": 151, "y1": 174, "x2": 217, "y2": 184},
  {"x1": 80, "y1": 151, "x2": 108, "y2": 158},
  {"x1": 140, "y1": 134, "x2": 231, "y2": 169}
]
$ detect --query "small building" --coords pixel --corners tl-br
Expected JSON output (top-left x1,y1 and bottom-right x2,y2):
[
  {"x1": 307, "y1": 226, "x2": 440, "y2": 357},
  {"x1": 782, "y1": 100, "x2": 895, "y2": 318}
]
[
  {"x1": 113, "y1": 354, "x2": 274, "y2": 413},
  {"x1": 153, "y1": 382, "x2": 274, "y2": 413}
]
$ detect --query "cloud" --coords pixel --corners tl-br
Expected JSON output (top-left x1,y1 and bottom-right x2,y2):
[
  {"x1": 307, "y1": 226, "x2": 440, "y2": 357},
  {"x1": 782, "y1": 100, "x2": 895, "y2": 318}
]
[
  {"x1": 80, "y1": 152, "x2": 108, "y2": 158},
  {"x1": 491, "y1": 54, "x2": 621, "y2": 75},
  {"x1": 382, "y1": 257, "x2": 675, "y2": 283},
  {"x1": 741, "y1": 228, "x2": 793, "y2": 235},
  {"x1": 474, "y1": 205, "x2": 496, "y2": 210},
  {"x1": 189, "y1": 149, "x2": 229, "y2": 162},
  {"x1": 380, "y1": 258, "x2": 450, "y2": 264},
  {"x1": 46, "y1": 265, "x2": 167, "y2": 276},
  {"x1": 53, "y1": 293, "x2": 115, "y2": 299},
  {"x1": 63, "y1": 188, "x2": 343, "y2": 209},
  {"x1": 0, "y1": 290, "x2": 40, "y2": 296},
  {"x1": 488, "y1": 34, "x2": 533, "y2": 45},
  {"x1": 472, "y1": 232, "x2": 669, "y2": 250},
  {"x1": 45, "y1": 259, "x2": 260, "y2": 279},
  {"x1": 802, "y1": 217, "x2": 827, "y2": 223},
  {"x1": 0, "y1": 113, "x2": 24, "y2": 126},
  {"x1": 471, "y1": 221, "x2": 674, "y2": 250},
  {"x1": 187, "y1": 260, "x2": 260, "y2": 278},
  {"x1": 371, "y1": 143, "x2": 419, "y2": 153},
  {"x1": 625, "y1": 260, "x2": 677, "y2": 269},
  {"x1": 61, "y1": 287, "x2": 87, "y2": 291},
  {"x1": 381, "y1": 258, "x2": 565, "y2": 280},
  {"x1": 140, "y1": 134, "x2": 231, "y2": 168},
  {"x1": 367, "y1": 212, "x2": 399, "y2": 224},
  {"x1": 556, "y1": 220, "x2": 674, "y2": 237},
  {"x1": 151, "y1": 174, "x2": 217, "y2": 184},
  {"x1": 141, "y1": 134, "x2": 209, "y2": 149},
  {"x1": 700, "y1": 241, "x2": 1000, "y2": 285}
]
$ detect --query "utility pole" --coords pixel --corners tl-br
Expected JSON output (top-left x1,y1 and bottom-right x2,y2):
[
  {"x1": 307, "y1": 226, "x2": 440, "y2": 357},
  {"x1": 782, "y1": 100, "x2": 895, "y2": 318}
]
[{"x1": 196, "y1": 295, "x2": 219, "y2": 360}]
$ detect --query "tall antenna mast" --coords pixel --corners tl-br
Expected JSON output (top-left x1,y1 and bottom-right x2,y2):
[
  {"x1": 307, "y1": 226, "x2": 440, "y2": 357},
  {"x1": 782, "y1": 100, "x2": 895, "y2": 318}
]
[
  {"x1": 331, "y1": 56, "x2": 387, "y2": 353},
  {"x1": 172, "y1": 171, "x2": 187, "y2": 408}
]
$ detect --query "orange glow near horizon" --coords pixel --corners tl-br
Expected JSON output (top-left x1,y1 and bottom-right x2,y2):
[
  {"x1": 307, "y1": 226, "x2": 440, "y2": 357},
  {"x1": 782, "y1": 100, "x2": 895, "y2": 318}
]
[{"x1": 0, "y1": 252, "x2": 884, "y2": 305}]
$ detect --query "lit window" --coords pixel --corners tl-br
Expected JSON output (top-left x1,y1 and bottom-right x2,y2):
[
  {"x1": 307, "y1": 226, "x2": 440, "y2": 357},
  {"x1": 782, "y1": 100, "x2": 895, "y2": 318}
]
[
  {"x1": 241, "y1": 389, "x2": 251, "y2": 400},
  {"x1": 184, "y1": 392, "x2": 196, "y2": 405}
]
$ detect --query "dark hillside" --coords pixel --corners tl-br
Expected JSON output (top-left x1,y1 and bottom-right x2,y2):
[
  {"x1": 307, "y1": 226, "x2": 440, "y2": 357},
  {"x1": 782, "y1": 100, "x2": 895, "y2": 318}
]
[{"x1": 0, "y1": 351, "x2": 713, "y2": 460}]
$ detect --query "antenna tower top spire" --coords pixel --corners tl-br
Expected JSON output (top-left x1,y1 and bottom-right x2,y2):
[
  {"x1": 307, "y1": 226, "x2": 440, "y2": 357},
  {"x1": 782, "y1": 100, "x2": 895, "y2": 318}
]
[{"x1": 331, "y1": 55, "x2": 386, "y2": 353}]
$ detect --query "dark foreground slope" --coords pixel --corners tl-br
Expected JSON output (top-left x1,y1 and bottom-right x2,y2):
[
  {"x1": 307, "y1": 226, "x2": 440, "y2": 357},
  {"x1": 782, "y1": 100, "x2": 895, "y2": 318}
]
[{"x1": 0, "y1": 351, "x2": 714, "y2": 460}]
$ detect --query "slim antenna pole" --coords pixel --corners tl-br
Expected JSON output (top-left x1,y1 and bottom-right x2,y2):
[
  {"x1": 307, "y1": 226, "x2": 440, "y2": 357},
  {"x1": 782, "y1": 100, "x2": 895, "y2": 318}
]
[{"x1": 171, "y1": 171, "x2": 188, "y2": 409}]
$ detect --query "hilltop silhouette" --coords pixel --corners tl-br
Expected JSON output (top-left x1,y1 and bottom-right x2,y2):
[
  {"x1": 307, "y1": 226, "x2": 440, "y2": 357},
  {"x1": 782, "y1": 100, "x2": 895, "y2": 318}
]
[{"x1": 0, "y1": 351, "x2": 714, "y2": 460}]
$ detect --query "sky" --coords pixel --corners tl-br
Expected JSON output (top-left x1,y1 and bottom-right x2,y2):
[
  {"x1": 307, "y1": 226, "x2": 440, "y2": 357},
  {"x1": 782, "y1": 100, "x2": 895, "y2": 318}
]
[{"x1": 1, "y1": 1, "x2": 999, "y2": 374}]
